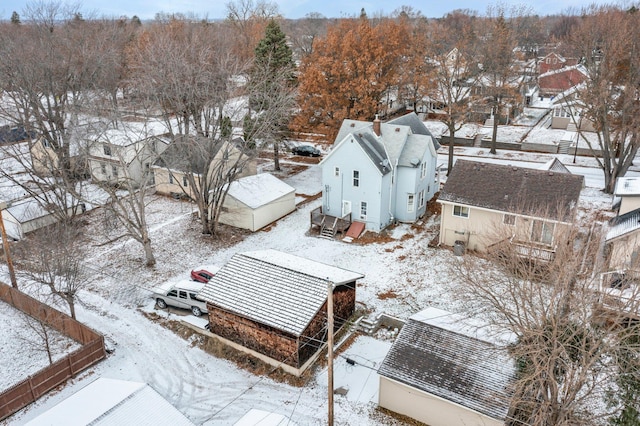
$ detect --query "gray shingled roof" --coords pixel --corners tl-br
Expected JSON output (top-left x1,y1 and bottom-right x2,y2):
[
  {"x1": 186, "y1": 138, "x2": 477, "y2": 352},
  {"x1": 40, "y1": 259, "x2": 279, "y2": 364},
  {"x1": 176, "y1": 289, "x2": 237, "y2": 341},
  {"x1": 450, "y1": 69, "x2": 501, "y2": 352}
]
[
  {"x1": 606, "y1": 208, "x2": 640, "y2": 241},
  {"x1": 198, "y1": 250, "x2": 363, "y2": 336},
  {"x1": 378, "y1": 315, "x2": 515, "y2": 421},
  {"x1": 439, "y1": 159, "x2": 583, "y2": 222},
  {"x1": 331, "y1": 113, "x2": 438, "y2": 174}
]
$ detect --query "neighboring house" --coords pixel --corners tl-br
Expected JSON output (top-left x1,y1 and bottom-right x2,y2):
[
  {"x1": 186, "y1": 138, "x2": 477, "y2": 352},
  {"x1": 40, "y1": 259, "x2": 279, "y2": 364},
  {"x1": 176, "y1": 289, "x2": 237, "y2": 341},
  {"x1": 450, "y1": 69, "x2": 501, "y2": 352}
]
[
  {"x1": 604, "y1": 208, "x2": 640, "y2": 276},
  {"x1": 538, "y1": 65, "x2": 587, "y2": 98},
  {"x1": 437, "y1": 160, "x2": 583, "y2": 260},
  {"x1": 29, "y1": 137, "x2": 84, "y2": 177},
  {"x1": 87, "y1": 130, "x2": 171, "y2": 186},
  {"x1": 0, "y1": 125, "x2": 35, "y2": 145},
  {"x1": 378, "y1": 307, "x2": 516, "y2": 426},
  {"x1": 1, "y1": 195, "x2": 82, "y2": 240},
  {"x1": 550, "y1": 85, "x2": 595, "y2": 132},
  {"x1": 24, "y1": 378, "x2": 195, "y2": 426},
  {"x1": 153, "y1": 137, "x2": 256, "y2": 200},
  {"x1": 198, "y1": 249, "x2": 364, "y2": 376},
  {"x1": 216, "y1": 173, "x2": 295, "y2": 232},
  {"x1": 314, "y1": 112, "x2": 440, "y2": 235},
  {"x1": 537, "y1": 52, "x2": 579, "y2": 75},
  {"x1": 613, "y1": 176, "x2": 640, "y2": 215},
  {"x1": 538, "y1": 157, "x2": 572, "y2": 174}
]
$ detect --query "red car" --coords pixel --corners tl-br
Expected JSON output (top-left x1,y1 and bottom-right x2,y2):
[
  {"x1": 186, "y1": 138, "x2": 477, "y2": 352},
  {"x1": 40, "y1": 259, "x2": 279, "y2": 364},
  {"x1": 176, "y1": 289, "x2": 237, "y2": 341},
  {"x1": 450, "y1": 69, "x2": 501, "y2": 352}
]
[{"x1": 190, "y1": 266, "x2": 220, "y2": 283}]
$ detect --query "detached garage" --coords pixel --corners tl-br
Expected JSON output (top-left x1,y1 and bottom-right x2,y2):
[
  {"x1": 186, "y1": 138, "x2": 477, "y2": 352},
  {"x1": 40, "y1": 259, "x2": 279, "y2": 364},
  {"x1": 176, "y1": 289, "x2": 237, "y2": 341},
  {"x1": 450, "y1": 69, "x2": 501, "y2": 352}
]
[{"x1": 217, "y1": 173, "x2": 296, "y2": 232}]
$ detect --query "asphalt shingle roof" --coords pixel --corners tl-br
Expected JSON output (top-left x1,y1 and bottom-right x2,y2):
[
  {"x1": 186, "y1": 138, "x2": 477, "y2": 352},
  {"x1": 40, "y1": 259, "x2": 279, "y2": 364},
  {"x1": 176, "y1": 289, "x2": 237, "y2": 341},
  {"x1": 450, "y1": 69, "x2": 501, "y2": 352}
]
[
  {"x1": 378, "y1": 310, "x2": 515, "y2": 421},
  {"x1": 439, "y1": 159, "x2": 583, "y2": 222}
]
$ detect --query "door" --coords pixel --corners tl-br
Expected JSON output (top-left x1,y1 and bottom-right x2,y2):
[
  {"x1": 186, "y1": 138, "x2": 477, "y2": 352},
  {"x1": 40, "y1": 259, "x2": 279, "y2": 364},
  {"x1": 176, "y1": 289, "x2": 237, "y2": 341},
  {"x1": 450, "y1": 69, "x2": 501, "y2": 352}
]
[{"x1": 342, "y1": 200, "x2": 351, "y2": 217}]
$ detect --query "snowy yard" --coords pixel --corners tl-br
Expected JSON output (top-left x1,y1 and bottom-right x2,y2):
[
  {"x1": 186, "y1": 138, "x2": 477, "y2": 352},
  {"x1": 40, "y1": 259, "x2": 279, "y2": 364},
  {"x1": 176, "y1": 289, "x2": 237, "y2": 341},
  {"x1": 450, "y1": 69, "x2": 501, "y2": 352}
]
[{"x1": 1, "y1": 148, "x2": 620, "y2": 425}]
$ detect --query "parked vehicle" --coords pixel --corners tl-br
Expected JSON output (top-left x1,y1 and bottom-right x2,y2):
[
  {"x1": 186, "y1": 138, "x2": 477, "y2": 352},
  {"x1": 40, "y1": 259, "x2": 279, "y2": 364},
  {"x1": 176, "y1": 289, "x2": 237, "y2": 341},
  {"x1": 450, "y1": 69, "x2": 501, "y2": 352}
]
[
  {"x1": 190, "y1": 266, "x2": 220, "y2": 283},
  {"x1": 292, "y1": 145, "x2": 321, "y2": 157},
  {"x1": 152, "y1": 280, "x2": 208, "y2": 317}
]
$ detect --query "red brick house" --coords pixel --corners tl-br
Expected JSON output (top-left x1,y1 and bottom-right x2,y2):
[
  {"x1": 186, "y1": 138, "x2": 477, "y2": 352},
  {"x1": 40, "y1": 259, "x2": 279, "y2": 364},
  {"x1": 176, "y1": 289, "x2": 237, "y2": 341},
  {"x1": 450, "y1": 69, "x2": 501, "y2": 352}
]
[{"x1": 197, "y1": 249, "x2": 364, "y2": 376}]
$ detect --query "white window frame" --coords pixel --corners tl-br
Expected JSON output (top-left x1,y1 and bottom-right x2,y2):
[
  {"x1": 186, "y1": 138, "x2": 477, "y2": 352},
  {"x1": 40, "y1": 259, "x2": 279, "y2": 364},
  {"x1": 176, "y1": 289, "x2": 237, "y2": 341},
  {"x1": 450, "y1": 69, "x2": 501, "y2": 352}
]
[
  {"x1": 359, "y1": 201, "x2": 367, "y2": 220},
  {"x1": 418, "y1": 190, "x2": 425, "y2": 208},
  {"x1": 453, "y1": 205, "x2": 469, "y2": 218},
  {"x1": 503, "y1": 214, "x2": 516, "y2": 226},
  {"x1": 169, "y1": 174, "x2": 174, "y2": 184},
  {"x1": 100, "y1": 164, "x2": 106, "y2": 175},
  {"x1": 407, "y1": 194, "x2": 415, "y2": 213},
  {"x1": 112, "y1": 165, "x2": 118, "y2": 177},
  {"x1": 334, "y1": 167, "x2": 340, "y2": 177},
  {"x1": 531, "y1": 219, "x2": 554, "y2": 245},
  {"x1": 353, "y1": 170, "x2": 360, "y2": 187},
  {"x1": 183, "y1": 176, "x2": 188, "y2": 187},
  {"x1": 420, "y1": 161, "x2": 427, "y2": 179},
  {"x1": 103, "y1": 144, "x2": 111, "y2": 156}
]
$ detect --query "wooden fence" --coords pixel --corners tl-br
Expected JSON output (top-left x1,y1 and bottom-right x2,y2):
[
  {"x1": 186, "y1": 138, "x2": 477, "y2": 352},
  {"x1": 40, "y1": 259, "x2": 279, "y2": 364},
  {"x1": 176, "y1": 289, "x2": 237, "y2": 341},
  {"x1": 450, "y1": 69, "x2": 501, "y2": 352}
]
[{"x1": 0, "y1": 282, "x2": 106, "y2": 420}]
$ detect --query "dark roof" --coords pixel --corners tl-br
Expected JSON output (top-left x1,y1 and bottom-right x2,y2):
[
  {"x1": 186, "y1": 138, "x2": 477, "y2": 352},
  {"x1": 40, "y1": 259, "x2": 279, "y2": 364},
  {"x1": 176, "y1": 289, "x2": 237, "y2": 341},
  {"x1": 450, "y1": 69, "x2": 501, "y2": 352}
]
[
  {"x1": 378, "y1": 315, "x2": 515, "y2": 421},
  {"x1": 388, "y1": 113, "x2": 441, "y2": 150},
  {"x1": 606, "y1": 208, "x2": 640, "y2": 241},
  {"x1": 0, "y1": 125, "x2": 36, "y2": 144},
  {"x1": 439, "y1": 159, "x2": 583, "y2": 222}
]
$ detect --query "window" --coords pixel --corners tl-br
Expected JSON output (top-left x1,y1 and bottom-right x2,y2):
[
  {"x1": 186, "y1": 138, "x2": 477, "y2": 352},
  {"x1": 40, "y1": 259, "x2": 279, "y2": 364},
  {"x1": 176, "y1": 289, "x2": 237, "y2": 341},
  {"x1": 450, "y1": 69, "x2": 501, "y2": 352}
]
[
  {"x1": 334, "y1": 167, "x2": 340, "y2": 177},
  {"x1": 420, "y1": 161, "x2": 427, "y2": 179},
  {"x1": 112, "y1": 165, "x2": 118, "y2": 177},
  {"x1": 360, "y1": 201, "x2": 367, "y2": 220},
  {"x1": 168, "y1": 290, "x2": 177, "y2": 297},
  {"x1": 353, "y1": 170, "x2": 360, "y2": 187},
  {"x1": 503, "y1": 214, "x2": 516, "y2": 225},
  {"x1": 42, "y1": 139, "x2": 51, "y2": 148},
  {"x1": 189, "y1": 293, "x2": 199, "y2": 301},
  {"x1": 103, "y1": 144, "x2": 111, "y2": 156},
  {"x1": 531, "y1": 220, "x2": 554, "y2": 245},
  {"x1": 407, "y1": 194, "x2": 415, "y2": 212},
  {"x1": 179, "y1": 291, "x2": 187, "y2": 299},
  {"x1": 418, "y1": 190, "x2": 425, "y2": 208},
  {"x1": 100, "y1": 164, "x2": 106, "y2": 175},
  {"x1": 183, "y1": 176, "x2": 188, "y2": 187},
  {"x1": 169, "y1": 174, "x2": 174, "y2": 184},
  {"x1": 453, "y1": 205, "x2": 469, "y2": 218}
]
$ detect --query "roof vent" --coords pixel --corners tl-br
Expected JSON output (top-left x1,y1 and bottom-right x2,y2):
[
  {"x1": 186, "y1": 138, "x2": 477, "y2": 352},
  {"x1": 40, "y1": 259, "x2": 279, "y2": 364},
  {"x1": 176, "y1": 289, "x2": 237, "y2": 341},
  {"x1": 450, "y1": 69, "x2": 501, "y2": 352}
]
[
  {"x1": 395, "y1": 127, "x2": 401, "y2": 132},
  {"x1": 350, "y1": 123, "x2": 355, "y2": 127}
]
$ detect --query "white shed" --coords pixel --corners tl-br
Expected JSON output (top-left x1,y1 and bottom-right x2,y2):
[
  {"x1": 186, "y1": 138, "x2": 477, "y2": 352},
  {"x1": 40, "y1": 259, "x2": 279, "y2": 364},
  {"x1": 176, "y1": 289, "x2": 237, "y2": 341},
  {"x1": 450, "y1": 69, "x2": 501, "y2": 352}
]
[{"x1": 217, "y1": 173, "x2": 296, "y2": 232}]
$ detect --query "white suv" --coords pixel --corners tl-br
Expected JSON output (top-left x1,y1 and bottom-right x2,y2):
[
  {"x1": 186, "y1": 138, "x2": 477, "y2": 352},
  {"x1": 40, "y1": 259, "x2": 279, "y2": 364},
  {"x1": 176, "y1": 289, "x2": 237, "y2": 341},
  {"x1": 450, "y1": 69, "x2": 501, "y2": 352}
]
[{"x1": 152, "y1": 280, "x2": 208, "y2": 317}]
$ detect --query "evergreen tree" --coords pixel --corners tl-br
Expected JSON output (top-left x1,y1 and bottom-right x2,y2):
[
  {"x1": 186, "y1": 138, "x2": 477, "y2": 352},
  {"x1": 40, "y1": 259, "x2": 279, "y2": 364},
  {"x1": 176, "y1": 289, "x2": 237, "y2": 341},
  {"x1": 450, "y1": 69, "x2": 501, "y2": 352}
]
[{"x1": 10, "y1": 11, "x2": 20, "y2": 25}]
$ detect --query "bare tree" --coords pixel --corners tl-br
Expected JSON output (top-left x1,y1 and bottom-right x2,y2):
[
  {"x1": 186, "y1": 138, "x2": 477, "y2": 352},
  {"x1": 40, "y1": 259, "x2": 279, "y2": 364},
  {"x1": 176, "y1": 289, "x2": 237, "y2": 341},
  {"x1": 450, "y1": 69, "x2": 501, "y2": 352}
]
[
  {"x1": 225, "y1": 0, "x2": 280, "y2": 63},
  {"x1": 451, "y1": 212, "x2": 640, "y2": 425},
  {"x1": 428, "y1": 11, "x2": 482, "y2": 174},
  {"x1": 568, "y1": 5, "x2": 640, "y2": 194},
  {"x1": 477, "y1": 6, "x2": 528, "y2": 155},
  {"x1": 0, "y1": 5, "x2": 132, "y2": 221},
  {"x1": 18, "y1": 223, "x2": 90, "y2": 319},
  {"x1": 18, "y1": 313, "x2": 59, "y2": 365}
]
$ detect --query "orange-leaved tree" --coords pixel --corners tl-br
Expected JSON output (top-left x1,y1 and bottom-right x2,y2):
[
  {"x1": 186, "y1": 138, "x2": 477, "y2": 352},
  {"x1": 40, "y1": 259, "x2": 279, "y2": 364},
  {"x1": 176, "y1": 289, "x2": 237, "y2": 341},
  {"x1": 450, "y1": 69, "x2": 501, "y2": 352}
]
[{"x1": 292, "y1": 15, "x2": 409, "y2": 141}]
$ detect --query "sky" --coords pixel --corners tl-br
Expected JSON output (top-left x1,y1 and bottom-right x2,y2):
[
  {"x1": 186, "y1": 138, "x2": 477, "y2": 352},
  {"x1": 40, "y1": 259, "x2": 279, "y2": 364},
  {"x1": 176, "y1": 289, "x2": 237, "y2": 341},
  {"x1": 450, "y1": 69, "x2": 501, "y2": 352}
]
[{"x1": 0, "y1": 0, "x2": 628, "y2": 21}]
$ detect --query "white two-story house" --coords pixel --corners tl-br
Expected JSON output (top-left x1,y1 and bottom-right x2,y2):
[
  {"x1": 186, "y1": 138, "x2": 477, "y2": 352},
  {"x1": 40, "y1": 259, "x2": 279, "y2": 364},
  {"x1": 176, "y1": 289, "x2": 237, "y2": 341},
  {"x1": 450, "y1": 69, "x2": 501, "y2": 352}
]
[{"x1": 313, "y1": 112, "x2": 440, "y2": 235}]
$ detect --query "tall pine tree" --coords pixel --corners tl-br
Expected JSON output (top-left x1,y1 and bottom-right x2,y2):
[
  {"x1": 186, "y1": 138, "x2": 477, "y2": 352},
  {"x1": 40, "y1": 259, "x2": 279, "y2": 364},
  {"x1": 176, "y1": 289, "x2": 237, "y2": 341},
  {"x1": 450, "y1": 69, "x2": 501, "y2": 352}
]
[{"x1": 247, "y1": 19, "x2": 296, "y2": 171}]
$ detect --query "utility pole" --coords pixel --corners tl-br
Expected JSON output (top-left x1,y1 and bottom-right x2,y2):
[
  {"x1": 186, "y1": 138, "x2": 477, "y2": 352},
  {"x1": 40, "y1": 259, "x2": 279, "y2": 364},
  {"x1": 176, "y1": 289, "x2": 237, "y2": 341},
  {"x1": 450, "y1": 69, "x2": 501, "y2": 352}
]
[
  {"x1": 327, "y1": 280, "x2": 334, "y2": 426},
  {"x1": 0, "y1": 201, "x2": 17, "y2": 288}
]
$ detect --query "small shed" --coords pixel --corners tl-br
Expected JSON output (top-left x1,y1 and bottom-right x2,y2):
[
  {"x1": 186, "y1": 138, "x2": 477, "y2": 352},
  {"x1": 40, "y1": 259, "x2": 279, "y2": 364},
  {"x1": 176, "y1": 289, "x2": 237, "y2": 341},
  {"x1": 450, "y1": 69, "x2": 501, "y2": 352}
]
[
  {"x1": 24, "y1": 377, "x2": 195, "y2": 426},
  {"x1": 1, "y1": 196, "x2": 79, "y2": 240},
  {"x1": 198, "y1": 249, "x2": 364, "y2": 376},
  {"x1": 378, "y1": 307, "x2": 516, "y2": 426},
  {"x1": 218, "y1": 173, "x2": 296, "y2": 232}
]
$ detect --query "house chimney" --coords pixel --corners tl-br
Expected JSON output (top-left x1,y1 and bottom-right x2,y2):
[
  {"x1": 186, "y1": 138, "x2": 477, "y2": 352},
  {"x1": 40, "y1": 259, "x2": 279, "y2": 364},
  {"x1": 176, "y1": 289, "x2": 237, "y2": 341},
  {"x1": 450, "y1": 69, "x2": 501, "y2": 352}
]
[{"x1": 373, "y1": 115, "x2": 381, "y2": 136}]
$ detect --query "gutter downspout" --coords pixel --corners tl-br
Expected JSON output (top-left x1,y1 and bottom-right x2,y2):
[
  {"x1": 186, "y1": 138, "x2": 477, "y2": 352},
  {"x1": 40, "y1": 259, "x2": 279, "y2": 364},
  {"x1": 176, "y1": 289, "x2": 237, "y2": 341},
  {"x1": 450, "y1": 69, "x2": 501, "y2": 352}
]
[{"x1": 388, "y1": 159, "x2": 398, "y2": 226}]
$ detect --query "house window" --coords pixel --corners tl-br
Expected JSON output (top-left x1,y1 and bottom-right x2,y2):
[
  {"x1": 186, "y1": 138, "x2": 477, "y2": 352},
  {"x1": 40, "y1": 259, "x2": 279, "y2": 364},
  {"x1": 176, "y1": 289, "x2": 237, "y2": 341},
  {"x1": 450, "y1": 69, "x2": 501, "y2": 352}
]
[
  {"x1": 353, "y1": 170, "x2": 360, "y2": 187},
  {"x1": 100, "y1": 164, "x2": 106, "y2": 175},
  {"x1": 112, "y1": 165, "x2": 118, "y2": 177},
  {"x1": 103, "y1": 144, "x2": 111, "y2": 156},
  {"x1": 334, "y1": 167, "x2": 340, "y2": 177},
  {"x1": 420, "y1": 162, "x2": 427, "y2": 179},
  {"x1": 453, "y1": 205, "x2": 469, "y2": 218},
  {"x1": 182, "y1": 176, "x2": 188, "y2": 187},
  {"x1": 504, "y1": 214, "x2": 516, "y2": 225},
  {"x1": 360, "y1": 201, "x2": 367, "y2": 220},
  {"x1": 531, "y1": 220, "x2": 554, "y2": 245},
  {"x1": 169, "y1": 174, "x2": 174, "y2": 184},
  {"x1": 407, "y1": 194, "x2": 415, "y2": 212},
  {"x1": 418, "y1": 190, "x2": 425, "y2": 208},
  {"x1": 42, "y1": 139, "x2": 51, "y2": 148}
]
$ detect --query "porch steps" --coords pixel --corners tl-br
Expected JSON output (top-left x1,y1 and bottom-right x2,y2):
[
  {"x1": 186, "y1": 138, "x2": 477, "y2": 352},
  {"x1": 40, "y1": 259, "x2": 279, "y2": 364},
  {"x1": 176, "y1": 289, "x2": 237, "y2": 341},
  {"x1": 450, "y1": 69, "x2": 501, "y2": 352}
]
[
  {"x1": 320, "y1": 226, "x2": 335, "y2": 239},
  {"x1": 358, "y1": 316, "x2": 380, "y2": 335}
]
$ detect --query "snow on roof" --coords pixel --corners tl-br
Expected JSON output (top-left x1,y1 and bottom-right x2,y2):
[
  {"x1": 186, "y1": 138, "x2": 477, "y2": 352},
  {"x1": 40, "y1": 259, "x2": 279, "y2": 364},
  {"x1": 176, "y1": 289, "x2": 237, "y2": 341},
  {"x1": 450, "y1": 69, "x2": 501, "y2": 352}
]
[
  {"x1": 242, "y1": 249, "x2": 364, "y2": 284},
  {"x1": 233, "y1": 409, "x2": 296, "y2": 426},
  {"x1": 615, "y1": 177, "x2": 640, "y2": 196},
  {"x1": 606, "y1": 208, "x2": 640, "y2": 241},
  {"x1": 199, "y1": 249, "x2": 364, "y2": 336},
  {"x1": 226, "y1": 173, "x2": 295, "y2": 209},
  {"x1": 378, "y1": 308, "x2": 516, "y2": 422},
  {"x1": 25, "y1": 377, "x2": 195, "y2": 426}
]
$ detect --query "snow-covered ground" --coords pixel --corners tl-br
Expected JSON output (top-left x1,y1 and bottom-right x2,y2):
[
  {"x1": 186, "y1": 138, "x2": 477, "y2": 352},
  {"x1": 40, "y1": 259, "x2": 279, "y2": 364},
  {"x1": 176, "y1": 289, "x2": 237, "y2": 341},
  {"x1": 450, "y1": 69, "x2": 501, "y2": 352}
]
[{"x1": 0, "y1": 145, "x2": 621, "y2": 425}]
